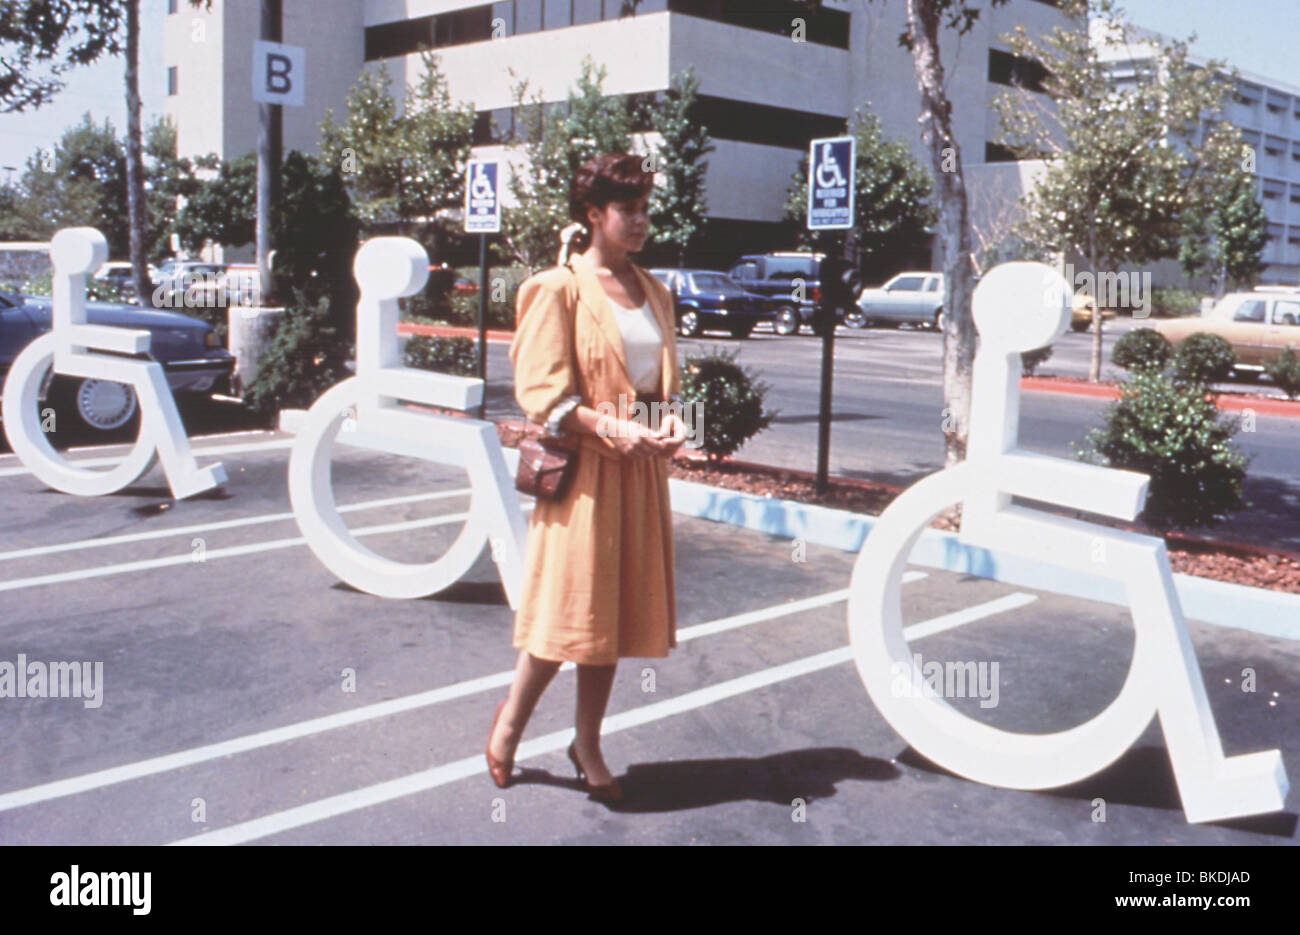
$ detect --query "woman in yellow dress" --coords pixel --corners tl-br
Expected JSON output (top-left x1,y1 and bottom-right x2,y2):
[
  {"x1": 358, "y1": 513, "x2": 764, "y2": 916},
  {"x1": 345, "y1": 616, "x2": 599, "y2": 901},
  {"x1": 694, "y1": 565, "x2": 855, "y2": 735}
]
[{"x1": 486, "y1": 152, "x2": 688, "y2": 800}]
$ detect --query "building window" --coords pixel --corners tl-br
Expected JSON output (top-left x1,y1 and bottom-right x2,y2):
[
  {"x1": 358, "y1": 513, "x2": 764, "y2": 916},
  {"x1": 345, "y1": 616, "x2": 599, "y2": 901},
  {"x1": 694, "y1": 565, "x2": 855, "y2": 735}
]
[
  {"x1": 515, "y1": 0, "x2": 543, "y2": 34},
  {"x1": 984, "y1": 142, "x2": 1019, "y2": 162},
  {"x1": 663, "y1": 1, "x2": 848, "y2": 50},
  {"x1": 167, "y1": 66, "x2": 178, "y2": 96},
  {"x1": 491, "y1": 1, "x2": 513, "y2": 36},
  {"x1": 543, "y1": 0, "x2": 571, "y2": 29},
  {"x1": 365, "y1": 15, "x2": 435, "y2": 59},
  {"x1": 574, "y1": 0, "x2": 602, "y2": 26},
  {"x1": 988, "y1": 49, "x2": 1048, "y2": 93}
]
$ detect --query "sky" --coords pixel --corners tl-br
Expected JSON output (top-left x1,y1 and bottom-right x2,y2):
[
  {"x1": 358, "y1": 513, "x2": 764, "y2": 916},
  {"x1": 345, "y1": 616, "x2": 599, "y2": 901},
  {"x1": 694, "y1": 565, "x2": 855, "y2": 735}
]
[{"x1": 1, "y1": 0, "x2": 1298, "y2": 183}]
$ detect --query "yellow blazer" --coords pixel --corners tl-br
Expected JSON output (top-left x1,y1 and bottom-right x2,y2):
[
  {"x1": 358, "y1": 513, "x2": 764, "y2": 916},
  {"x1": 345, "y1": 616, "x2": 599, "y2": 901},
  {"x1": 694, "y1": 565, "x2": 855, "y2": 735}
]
[
  {"x1": 509, "y1": 251, "x2": 682, "y2": 457},
  {"x1": 507, "y1": 251, "x2": 681, "y2": 664}
]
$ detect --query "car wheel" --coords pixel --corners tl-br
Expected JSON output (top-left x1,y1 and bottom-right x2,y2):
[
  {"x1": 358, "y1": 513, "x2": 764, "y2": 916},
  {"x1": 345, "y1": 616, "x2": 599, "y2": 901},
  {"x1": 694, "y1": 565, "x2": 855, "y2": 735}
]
[
  {"x1": 773, "y1": 306, "x2": 800, "y2": 336},
  {"x1": 53, "y1": 376, "x2": 140, "y2": 433},
  {"x1": 844, "y1": 309, "x2": 867, "y2": 329},
  {"x1": 932, "y1": 310, "x2": 946, "y2": 331},
  {"x1": 728, "y1": 321, "x2": 755, "y2": 339},
  {"x1": 1070, "y1": 320, "x2": 1090, "y2": 333},
  {"x1": 677, "y1": 309, "x2": 701, "y2": 338}
]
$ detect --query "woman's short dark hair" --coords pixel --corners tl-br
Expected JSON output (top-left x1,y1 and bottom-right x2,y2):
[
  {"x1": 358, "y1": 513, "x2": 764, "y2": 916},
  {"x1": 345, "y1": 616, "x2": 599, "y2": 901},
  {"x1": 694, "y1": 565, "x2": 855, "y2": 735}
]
[{"x1": 569, "y1": 152, "x2": 655, "y2": 226}]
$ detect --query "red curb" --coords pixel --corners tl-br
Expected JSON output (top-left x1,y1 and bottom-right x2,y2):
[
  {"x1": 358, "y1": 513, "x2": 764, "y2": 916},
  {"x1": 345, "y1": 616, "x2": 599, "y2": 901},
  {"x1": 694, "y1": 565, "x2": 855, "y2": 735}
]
[
  {"x1": 1021, "y1": 376, "x2": 1300, "y2": 418},
  {"x1": 397, "y1": 322, "x2": 514, "y2": 343}
]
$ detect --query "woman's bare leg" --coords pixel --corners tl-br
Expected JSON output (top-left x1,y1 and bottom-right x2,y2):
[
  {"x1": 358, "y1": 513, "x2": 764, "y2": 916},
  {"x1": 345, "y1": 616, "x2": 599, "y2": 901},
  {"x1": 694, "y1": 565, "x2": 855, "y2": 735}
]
[
  {"x1": 573, "y1": 662, "x2": 618, "y2": 786},
  {"x1": 489, "y1": 650, "x2": 561, "y2": 764}
]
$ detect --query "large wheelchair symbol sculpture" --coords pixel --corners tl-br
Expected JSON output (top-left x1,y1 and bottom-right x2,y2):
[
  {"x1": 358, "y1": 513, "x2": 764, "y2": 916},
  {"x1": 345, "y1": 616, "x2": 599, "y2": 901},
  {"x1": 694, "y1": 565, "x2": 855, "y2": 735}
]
[
  {"x1": 848, "y1": 262, "x2": 1289, "y2": 824},
  {"x1": 1, "y1": 228, "x2": 226, "y2": 499},
  {"x1": 288, "y1": 237, "x2": 528, "y2": 605}
]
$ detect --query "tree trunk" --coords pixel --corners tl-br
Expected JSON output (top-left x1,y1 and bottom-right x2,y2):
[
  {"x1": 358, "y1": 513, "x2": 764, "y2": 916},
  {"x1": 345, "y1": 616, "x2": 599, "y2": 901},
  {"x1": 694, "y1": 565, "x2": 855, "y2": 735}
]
[
  {"x1": 906, "y1": 0, "x2": 975, "y2": 465},
  {"x1": 124, "y1": 0, "x2": 150, "y2": 306}
]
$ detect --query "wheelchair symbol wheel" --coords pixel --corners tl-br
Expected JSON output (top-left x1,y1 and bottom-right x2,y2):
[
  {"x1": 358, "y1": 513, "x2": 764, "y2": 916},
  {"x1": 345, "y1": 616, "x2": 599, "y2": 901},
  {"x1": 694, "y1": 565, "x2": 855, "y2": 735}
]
[
  {"x1": 1, "y1": 334, "x2": 159, "y2": 496},
  {"x1": 847, "y1": 462, "x2": 1157, "y2": 791},
  {"x1": 287, "y1": 378, "x2": 493, "y2": 600}
]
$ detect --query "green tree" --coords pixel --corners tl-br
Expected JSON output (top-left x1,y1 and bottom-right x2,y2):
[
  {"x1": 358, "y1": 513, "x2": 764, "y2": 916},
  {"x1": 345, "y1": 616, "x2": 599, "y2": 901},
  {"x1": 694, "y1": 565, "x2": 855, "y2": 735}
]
[
  {"x1": 783, "y1": 104, "x2": 936, "y2": 283},
  {"x1": 8, "y1": 114, "x2": 128, "y2": 253},
  {"x1": 993, "y1": 0, "x2": 1248, "y2": 382},
  {"x1": 502, "y1": 56, "x2": 635, "y2": 273},
  {"x1": 1181, "y1": 168, "x2": 1268, "y2": 296},
  {"x1": 639, "y1": 67, "x2": 714, "y2": 267},
  {"x1": 1, "y1": 1, "x2": 214, "y2": 302},
  {"x1": 319, "y1": 50, "x2": 475, "y2": 250},
  {"x1": 173, "y1": 150, "x2": 359, "y2": 335}
]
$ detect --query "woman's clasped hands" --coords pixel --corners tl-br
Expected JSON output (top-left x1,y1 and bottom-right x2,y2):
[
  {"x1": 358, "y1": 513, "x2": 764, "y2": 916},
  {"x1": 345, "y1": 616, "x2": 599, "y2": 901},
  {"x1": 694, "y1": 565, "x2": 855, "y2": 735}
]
[{"x1": 600, "y1": 411, "x2": 689, "y2": 459}]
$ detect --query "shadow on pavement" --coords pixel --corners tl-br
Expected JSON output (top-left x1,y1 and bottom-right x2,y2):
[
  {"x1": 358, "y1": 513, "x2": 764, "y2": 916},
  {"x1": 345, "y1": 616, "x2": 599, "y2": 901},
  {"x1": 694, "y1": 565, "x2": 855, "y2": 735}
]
[{"x1": 511, "y1": 747, "x2": 900, "y2": 812}]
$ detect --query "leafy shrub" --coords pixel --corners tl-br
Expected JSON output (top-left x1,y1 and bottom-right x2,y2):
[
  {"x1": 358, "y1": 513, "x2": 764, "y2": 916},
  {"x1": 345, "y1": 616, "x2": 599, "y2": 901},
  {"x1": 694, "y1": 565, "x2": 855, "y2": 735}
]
[
  {"x1": 1266, "y1": 346, "x2": 1300, "y2": 399},
  {"x1": 404, "y1": 335, "x2": 479, "y2": 377},
  {"x1": 680, "y1": 347, "x2": 776, "y2": 461},
  {"x1": 448, "y1": 290, "x2": 516, "y2": 331},
  {"x1": 242, "y1": 291, "x2": 353, "y2": 420},
  {"x1": 1078, "y1": 366, "x2": 1248, "y2": 532},
  {"x1": 1172, "y1": 332, "x2": 1235, "y2": 385},
  {"x1": 1112, "y1": 327, "x2": 1171, "y2": 373},
  {"x1": 1020, "y1": 345, "x2": 1053, "y2": 377},
  {"x1": 1150, "y1": 287, "x2": 1202, "y2": 319},
  {"x1": 21, "y1": 271, "x2": 122, "y2": 303}
]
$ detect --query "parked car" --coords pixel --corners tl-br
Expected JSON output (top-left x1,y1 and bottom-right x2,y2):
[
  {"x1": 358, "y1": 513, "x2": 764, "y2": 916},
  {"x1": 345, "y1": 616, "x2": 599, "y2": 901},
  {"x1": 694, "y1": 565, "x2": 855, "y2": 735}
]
[
  {"x1": 93, "y1": 261, "x2": 159, "y2": 301},
  {"x1": 152, "y1": 260, "x2": 230, "y2": 308},
  {"x1": 1154, "y1": 291, "x2": 1300, "y2": 377},
  {"x1": 0, "y1": 288, "x2": 235, "y2": 433},
  {"x1": 852, "y1": 272, "x2": 945, "y2": 330},
  {"x1": 726, "y1": 252, "x2": 848, "y2": 336},
  {"x1": 647, "y1": 268, "x2": 773, "y2": 338}
]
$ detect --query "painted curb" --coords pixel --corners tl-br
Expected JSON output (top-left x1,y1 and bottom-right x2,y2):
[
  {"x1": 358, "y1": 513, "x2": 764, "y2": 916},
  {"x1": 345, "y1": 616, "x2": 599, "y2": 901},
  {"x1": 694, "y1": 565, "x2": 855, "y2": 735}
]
[
  {"x1": 396, "y1": 322, "x2": 514, "y2": 344},
  {"x1": 1021, "y1": 376, "x2": 1300, "y2": 418},
  {"x1": 666, "y1": 478, "x2": 1300, "y2": 643}
]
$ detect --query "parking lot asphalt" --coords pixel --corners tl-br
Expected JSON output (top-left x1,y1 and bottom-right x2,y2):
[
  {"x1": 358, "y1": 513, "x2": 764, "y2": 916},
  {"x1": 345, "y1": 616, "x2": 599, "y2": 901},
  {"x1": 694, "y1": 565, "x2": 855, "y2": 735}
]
[{"x1": 0, "y1": 431, "x2": 1296, "y2": 845}]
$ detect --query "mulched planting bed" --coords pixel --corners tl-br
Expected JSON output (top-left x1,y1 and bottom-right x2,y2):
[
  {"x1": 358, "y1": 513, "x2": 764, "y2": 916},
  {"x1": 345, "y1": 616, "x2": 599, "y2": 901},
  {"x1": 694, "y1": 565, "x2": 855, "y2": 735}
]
[{"x1": 494, "y1": 421, "x2": 1300, "y2": 595}]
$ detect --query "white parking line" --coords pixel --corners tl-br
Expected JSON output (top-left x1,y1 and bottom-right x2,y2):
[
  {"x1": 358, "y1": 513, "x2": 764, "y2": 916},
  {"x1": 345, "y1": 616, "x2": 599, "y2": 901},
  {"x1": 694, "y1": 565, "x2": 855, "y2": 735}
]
[
  {"x1": 0, "y1": 438, "x2": 294, "y2": 478},
  {"x1": 167, "y1": 588, "x2": 1034, "y2": 845},
  {"x1": 0, "y1": 576, "x2": 935, "y2": 815},
  {"x1": 0, "y1": 504, "x2": 532, "y2": 595},
  {"x1": 0, "y1": 488, "x2": 471, "y2": 562}
]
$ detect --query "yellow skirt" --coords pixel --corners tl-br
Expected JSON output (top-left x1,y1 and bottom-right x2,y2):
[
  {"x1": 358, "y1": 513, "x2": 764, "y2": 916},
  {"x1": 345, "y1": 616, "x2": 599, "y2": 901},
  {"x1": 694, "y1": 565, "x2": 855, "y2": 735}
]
[{"x1": 512, "y1": 442, "x2": 677, "y2": 666}]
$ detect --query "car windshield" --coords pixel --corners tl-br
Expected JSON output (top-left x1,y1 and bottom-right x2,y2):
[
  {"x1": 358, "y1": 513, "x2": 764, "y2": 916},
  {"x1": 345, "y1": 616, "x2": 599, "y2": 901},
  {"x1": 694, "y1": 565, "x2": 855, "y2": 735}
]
[{"x1": 689, "y1": 273, "x2": 742, "y2": 293}]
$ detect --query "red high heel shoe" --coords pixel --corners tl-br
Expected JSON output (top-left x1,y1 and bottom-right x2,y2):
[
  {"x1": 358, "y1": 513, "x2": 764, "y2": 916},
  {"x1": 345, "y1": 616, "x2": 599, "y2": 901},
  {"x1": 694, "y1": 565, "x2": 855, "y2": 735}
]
[
  {"x1": 567, "y1": 742, "x2": 623, "y2": 802},
  {"x1": 485, "y1": 700, "x2": 514, "y2": 789}
]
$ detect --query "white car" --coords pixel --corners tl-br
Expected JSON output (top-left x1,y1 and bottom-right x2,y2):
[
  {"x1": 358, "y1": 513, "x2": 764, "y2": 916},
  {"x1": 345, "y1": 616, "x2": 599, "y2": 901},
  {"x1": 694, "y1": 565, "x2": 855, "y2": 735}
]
[
  {"x1": 93, "y1": 262, "x2": 158, "y2": 298},
  {"x1": 849, "y1": 272, "x2": 945, "y2": 329}
]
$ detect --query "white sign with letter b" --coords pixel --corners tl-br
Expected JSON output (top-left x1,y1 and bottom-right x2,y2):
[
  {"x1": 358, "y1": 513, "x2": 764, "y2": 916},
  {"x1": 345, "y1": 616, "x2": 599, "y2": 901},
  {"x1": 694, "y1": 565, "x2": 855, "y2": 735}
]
[{"x1": 252, "y1": 40, "x2": 305, "y2": 107}]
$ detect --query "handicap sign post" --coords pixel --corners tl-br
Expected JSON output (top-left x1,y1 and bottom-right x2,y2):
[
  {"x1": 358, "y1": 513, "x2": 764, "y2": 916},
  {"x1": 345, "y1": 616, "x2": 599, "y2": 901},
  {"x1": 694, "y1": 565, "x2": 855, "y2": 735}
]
[
  {"x1": 465, "y1": 160, "x2": 500, "y2": 418},
  {"x1": 806, "y1": 135, "x2": 856, "y2": 493},
  {"x1": 807, "y1": 136, "x2": 855, "y2": 231}
]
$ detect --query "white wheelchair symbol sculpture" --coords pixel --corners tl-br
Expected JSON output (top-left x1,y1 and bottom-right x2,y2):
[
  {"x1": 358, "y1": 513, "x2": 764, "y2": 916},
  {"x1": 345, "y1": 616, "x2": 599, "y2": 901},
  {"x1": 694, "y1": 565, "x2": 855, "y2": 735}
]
[
  {"x1": 1, "y1": 227, "x2": 226, "y2": 499},
  {"x1": 288, "y1": 237, "x2": 528, "y2": 605},
  {"x1": 848, "y1": 262, "x2": 1289, "y2": 824}
]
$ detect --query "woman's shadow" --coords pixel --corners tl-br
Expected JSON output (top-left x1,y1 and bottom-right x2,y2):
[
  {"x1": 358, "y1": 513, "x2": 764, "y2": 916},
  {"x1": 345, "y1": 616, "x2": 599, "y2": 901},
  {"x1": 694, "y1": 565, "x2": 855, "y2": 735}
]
[{"x1": 519, "y1": 747, "x2": 899, "y2": 812}]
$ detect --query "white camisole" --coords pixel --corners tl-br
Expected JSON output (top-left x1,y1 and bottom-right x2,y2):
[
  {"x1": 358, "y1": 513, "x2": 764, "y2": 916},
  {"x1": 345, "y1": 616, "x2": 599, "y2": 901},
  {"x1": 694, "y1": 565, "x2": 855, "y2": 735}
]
[{"x1": 609, "y1": 294, "x2": 663, "y2": 394}]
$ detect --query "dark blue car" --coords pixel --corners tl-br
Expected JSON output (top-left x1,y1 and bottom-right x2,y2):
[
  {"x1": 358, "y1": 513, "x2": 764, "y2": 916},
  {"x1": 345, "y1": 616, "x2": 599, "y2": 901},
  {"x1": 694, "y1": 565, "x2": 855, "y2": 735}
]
[
  {"x1": 0, "y1": 289, "x2": 236, "y2": 433},
  {"x1": 647, "y1": 269, "x2": 774, "y2": 338}
]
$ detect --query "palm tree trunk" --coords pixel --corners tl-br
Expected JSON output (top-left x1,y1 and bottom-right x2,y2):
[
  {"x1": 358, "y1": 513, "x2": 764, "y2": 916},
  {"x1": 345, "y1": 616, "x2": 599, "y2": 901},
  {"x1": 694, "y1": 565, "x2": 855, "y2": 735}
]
[
  {"x1": 124, "y1": 0, "x2": 150, "y2": 306},
  {"x1": 905, "y1": 0, "x2": 975, "y2": 465}
]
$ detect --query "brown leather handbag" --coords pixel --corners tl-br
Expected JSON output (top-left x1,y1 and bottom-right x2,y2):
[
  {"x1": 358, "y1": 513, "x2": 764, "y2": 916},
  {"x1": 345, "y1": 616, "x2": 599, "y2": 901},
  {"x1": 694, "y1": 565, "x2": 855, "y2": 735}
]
[
  {"x1": 515, "y1": 430, "x2": 578, "y2": 501},
  {"x1": 514, "y1": 259, "x2": 581, "y2": 501}
]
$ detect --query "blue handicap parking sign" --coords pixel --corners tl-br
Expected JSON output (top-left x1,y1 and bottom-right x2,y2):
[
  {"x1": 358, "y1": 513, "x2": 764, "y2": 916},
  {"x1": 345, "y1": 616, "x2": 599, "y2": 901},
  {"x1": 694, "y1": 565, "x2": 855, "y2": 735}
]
[
  {"x1": 465, "y1": 161, "x2": 500, "y2": 233},
  {"x1": 807, "y1": 136, "x2": 855, "y2": 231}
]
